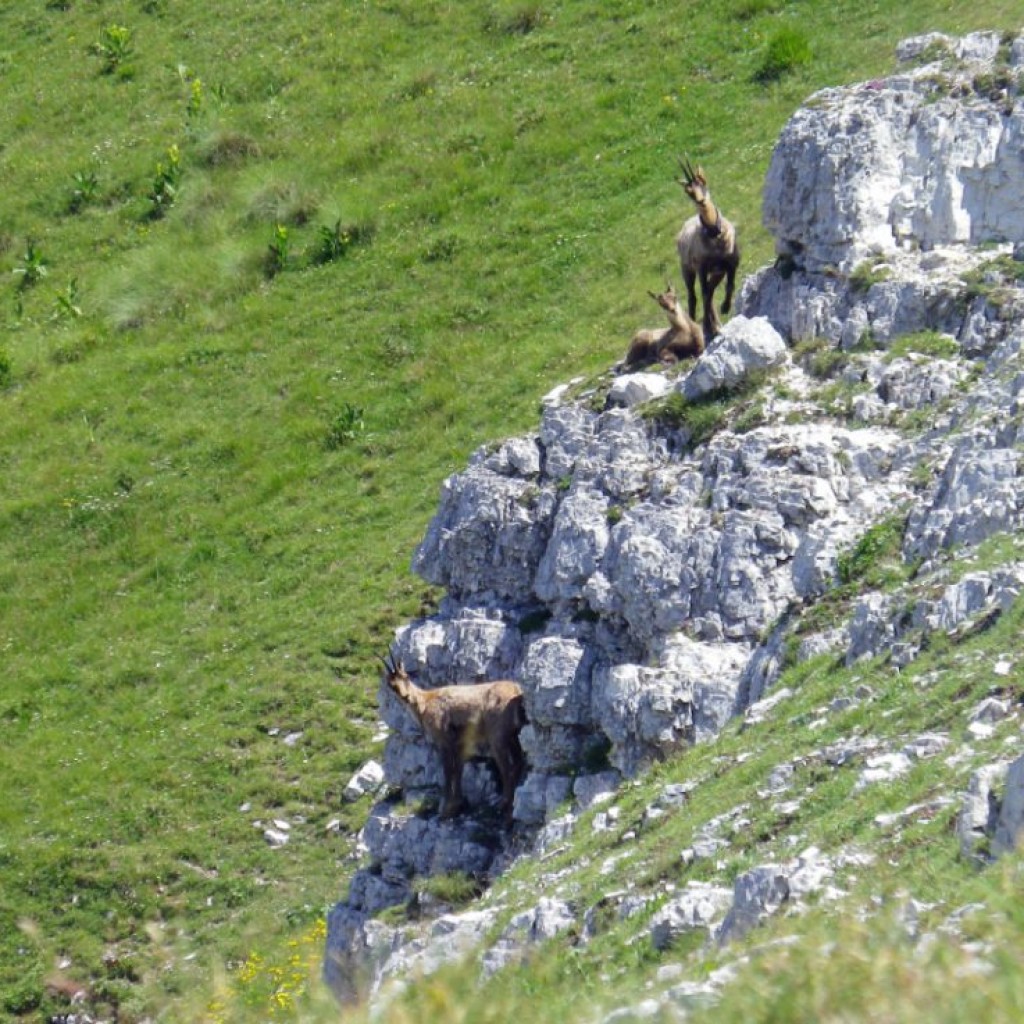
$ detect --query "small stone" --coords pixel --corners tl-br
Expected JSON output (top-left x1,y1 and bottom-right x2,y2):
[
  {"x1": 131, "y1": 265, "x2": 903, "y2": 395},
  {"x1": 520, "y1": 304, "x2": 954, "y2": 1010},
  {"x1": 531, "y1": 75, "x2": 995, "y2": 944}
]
[
  {"x1": 967, "y1": 721, "x2": 996, "y2": 741},
  {"x1": 264, "y1": 828, "x2": 290, "y2": 848},
  {"x1": 343, "y1": 760, "x2": 386, "y2": 803},
  {"x1": 970, "y1": 697, "x2": 1011, "y2": 724}
]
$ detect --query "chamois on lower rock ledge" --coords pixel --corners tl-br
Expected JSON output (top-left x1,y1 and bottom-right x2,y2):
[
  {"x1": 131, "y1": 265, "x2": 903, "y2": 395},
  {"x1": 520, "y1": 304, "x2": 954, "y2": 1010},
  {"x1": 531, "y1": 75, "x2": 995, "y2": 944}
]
[{"x1": 381, "y1": 652, "x2": 527, "y2": 821}]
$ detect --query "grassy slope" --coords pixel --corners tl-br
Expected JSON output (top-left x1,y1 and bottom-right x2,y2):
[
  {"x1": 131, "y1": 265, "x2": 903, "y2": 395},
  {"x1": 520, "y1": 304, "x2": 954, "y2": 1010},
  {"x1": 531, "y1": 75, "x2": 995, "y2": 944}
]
[{"x1": 0, "y1": 0, "x2": 1019, "y2": 1019}]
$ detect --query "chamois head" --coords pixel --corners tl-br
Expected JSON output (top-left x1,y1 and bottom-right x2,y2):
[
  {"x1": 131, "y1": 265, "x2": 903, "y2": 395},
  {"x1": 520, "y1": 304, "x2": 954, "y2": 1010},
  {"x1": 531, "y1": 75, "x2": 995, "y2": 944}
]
[
  {"x1": 380, "y1": 651, "x2": 415, "y2": 703},
  {"x1": 647, "y1": 281, "x2": 680, "y2": 316},
  {"x1": 677, "y1": 155, "x2": 710, "y2": 206}
]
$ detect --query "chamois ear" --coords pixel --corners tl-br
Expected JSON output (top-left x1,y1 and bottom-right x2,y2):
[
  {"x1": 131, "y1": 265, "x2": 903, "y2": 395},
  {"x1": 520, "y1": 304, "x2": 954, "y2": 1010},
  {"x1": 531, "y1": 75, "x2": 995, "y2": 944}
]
[{"x1": 647, "y1": 289, "x2": 660, "y2": 302}]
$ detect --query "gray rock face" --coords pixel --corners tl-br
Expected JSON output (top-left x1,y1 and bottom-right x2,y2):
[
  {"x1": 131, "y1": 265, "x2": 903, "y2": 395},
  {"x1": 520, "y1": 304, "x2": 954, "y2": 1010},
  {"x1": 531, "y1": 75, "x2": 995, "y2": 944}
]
[
  {"x1": 763, "y1": 31, "x2": 1024, "y2": 275},
  {"x1": 958, "y1": 762, "x2": 1009, "y2": 860},
  {"x1": 649, "y1": 883, "x2": 733, "y2": 950},
  {"x1": 843, "y1": 567, "x2": 1024, "y2": 667},
  {"x1": 743, "y1": 35, "x2": 1024, "y2": 350},
  {"x1": 992, "y1": 755, "x2": 1024, "y2": 856}
]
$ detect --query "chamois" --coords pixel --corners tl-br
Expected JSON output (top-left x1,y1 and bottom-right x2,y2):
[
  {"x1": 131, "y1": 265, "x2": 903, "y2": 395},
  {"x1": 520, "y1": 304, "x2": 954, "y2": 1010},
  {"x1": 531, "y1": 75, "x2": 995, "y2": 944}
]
[
  {"x1": 381, "y1": 653, "x2": 527, "y2": 821},
  {"x1": 675, "y1": 156, "x2": 740, "y2": 339},
  {"x1": 624, "y1": 282, "x2": 705, "y2": 368}
]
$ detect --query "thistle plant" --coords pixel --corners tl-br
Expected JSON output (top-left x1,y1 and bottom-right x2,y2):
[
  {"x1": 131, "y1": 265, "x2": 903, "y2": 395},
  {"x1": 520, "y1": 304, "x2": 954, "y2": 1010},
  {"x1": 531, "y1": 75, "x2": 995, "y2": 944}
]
[
  {"x1": 53, "y1": 279, "x2": 83, "y2": 320},
  {"x1": 310, "y1": 219, "x2": 374, "y2": 265},
  {"x1": 147, "y1": 144, "x2": 182, "y2": 219},
  {"x1": 12, "y1": 239, "x2": 48, "y2": 292},
  {"x1": 92, "y1": 24, "x2": 133, "y2": 75},
  {"x1": 186, "y1": 77, "x2": 204, "y2": 123},
  {"x1": 265, "y1": 224, "x2": 291, "y2": 277},
  {"x1": 68, "y1": 169, "x2": 99, "y2": 213}
]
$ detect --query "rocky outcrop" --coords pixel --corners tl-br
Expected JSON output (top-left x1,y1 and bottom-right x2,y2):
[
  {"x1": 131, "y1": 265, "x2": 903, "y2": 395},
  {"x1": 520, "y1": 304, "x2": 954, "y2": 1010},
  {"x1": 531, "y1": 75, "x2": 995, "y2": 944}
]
[
  {"x1": 325, "y1": 30, "x2": 1024, "y2": 1008},
  {"x1": 743, "y1": 30, "x2": 1024, "y2": 349}
]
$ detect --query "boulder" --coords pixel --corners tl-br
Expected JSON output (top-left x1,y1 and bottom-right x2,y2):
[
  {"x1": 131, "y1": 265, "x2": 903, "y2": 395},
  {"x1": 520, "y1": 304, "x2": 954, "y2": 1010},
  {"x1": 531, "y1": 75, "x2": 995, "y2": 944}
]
[{"x1": 679, "y1": 316, "x2": 789, "y2": 401}]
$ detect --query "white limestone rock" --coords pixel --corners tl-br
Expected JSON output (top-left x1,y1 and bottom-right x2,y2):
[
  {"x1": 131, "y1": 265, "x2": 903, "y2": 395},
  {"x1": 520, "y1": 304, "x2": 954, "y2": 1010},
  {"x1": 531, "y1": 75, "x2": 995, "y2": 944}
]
[
  {"x1": 958, "y1": 761, "x2": 1011, "y2": 859},
  {"x1": 608, "y1": 372, "x2": 672, "y2": 407},
  {"x1": 717, "y1": 865, "x2": 791, "y2": 944},
  {"x1": 411, "y1": 463, "x2": 557, "y2": 604},
  {"x1": 481, "y1": 897, "x2": 576, "y2": 975},
  {"x1": 343, "y1": 760, "x2": 386, "y2": 803},
  {"x1": 512, "y1": 771, "x2": 574, "y2": 826},
  {"x1": 534, "y1": 484, "x2": 611, "y2": 605},
  {"x1": 906, "y1": 442, "x2": 1023, "y2": 560},
  {"x1": 763, "y1": 47, "x2": 1024, "y2": 274},
  {"x1": 574, "y1": 771, "x2": 622, "y2": 811},
  {"x1": 593, "y1": 637, "x2": 748, "y2": 775},
  {"x1": 649, "y1": 883, "x2": 733, "y2": 950},
  {"x1": 679, "y1": 316, "x2": 789, "y2": 401},
  {"x1": 359, "y1": 803, "x2": 497, "y2": 885},
  {"x1": 856, "y1": 752, "x2": 914, "y2": 790}
]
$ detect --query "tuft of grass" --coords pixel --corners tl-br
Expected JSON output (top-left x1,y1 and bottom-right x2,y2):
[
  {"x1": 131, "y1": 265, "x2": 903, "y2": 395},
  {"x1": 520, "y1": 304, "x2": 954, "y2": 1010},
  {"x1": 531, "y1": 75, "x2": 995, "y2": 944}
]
[
  {"x1": 644, "y1": 369, "x2": 776, "y2": 446},
  {"x1": 849, "y1": 255, "x2": 893, "y2": 293},
  {"x1": 836, "y1": 513, "x2": 909, "y2": 588},
  {"x1": 887, "y1": 330, "x2": 961, "y2": 360},
  {"x1": 793, "y1": 337, "x2": 850, "y2": 379},
  {"x1": 756, "y1": 27, "x2": 813, "y2": 83}
]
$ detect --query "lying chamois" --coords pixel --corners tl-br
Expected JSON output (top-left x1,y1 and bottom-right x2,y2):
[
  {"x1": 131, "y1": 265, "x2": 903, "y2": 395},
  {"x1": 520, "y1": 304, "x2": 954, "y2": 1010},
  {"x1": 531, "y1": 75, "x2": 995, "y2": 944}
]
[
  {"x1": 676, "y1": 156, "x2": 740, "y2": 339},
  {"x1": 381, "y1": 653, "x2": 527, "y2": 821},
  {"x1": 624, "y1": 282, "x2": 704, "y2": 368}
]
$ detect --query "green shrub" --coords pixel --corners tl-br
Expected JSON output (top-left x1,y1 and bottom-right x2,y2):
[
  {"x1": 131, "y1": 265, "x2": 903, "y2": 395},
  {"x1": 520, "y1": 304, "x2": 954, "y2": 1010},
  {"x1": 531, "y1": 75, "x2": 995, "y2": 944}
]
[
  {"x1": 793, "y1": 338, "x2": 849, "y2": 380},
  {"x1": 887, "y1": 330, "x2": 960, "y2": 360},
  {"x1": 848, "y1": 257, "x2": 893, "y2": 293},
  {"x1": 52, "y1": 278, "x2": 82, "y2": 320},
  {"x1": 732, "y1": 0, "x2": 784, "y2": 18},
  {"x1": 756, "y1": 27, "x2": 812, "y2": 82},
  {"x1": 413, "y1": 870, "x2": 482, "y2": 908}
]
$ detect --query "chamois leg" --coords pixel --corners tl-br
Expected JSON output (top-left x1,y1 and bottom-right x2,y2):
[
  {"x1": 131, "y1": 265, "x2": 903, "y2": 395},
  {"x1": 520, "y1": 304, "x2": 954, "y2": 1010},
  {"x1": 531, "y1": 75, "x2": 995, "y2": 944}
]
[
  {"x1": 682, "y1": 267, "x2": 698, "y2": 322},
  {"x1": 439, "y1": 743, "x2": 465, "y2": 820},
  {"x1": 699, "y1": 270, "x2": 717, "y2": 338},
  {"x1": 721, "y1": 264, "x2": 736, "y2": 316},
  {"x1": 495, "y1": 733, "x2": 525, "y2": 818}
]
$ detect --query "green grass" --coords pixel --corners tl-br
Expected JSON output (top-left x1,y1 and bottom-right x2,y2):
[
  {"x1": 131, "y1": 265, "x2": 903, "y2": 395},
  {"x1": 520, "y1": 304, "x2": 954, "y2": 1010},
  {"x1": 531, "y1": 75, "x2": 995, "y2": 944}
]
[{"x1": 0, "y1": 0, "x2": 1021, "y2": 1020}]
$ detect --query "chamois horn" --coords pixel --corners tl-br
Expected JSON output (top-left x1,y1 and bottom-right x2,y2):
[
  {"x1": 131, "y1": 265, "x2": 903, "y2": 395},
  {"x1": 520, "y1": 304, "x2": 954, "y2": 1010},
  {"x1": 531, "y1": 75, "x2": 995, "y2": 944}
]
[{"x1": 676, "y1": 154, "x2": 705, "y2": 189}]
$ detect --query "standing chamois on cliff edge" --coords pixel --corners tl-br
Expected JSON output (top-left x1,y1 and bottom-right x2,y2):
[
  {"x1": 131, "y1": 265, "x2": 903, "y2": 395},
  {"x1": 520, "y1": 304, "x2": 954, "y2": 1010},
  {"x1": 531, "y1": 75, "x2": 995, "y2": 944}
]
[
  {"x1": 381, "y1": 653, "x2": 527, "y2": 821},
  {"x1": 676, "y1": 156, "x2": 740, "y2": 339}
]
